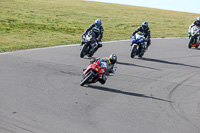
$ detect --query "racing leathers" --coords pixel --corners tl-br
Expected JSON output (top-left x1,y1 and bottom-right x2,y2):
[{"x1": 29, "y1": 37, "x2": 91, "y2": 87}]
[
  {"x1": 131, "y1": 26, "x2": 151, "y2": 48},
  {"x1": 83, "y1": 24, "x2": 104, "y2": 50},
  {"x1": 189, "y1": 20, "x2": 200, "y2": 29}
]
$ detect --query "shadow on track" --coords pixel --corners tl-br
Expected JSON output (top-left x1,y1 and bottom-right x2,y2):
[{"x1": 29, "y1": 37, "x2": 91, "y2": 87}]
[
  {"x1": 140, "y1": 57, "x2": 200, "y2": 69},
  {"x1": 191, "y1": 48, "x2": 200, "y2": 50},
  {"x1": 82, "y1": 57, "x2": 97, "y2": 60},
  {"x1": 87, "y1": 85, "x2": 171, "y2": 103},
  {"x1": 117, "y1": 61, "x2": 162, "y2": 71}
]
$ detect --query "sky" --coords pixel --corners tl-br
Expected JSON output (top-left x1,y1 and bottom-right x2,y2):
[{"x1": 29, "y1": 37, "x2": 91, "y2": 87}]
[{"x1": 86, "y1": 0, "x2": 200, "y2": 14}]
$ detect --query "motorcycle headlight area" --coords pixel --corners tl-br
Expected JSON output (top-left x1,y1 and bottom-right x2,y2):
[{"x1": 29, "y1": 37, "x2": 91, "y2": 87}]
[{"x1": 86, "y1": 36, "x2": 92, "y2": 41}]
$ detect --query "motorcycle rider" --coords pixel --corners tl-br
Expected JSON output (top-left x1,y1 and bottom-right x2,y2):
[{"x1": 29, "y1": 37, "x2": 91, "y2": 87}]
[
  {"x1": 82, "y1": 18, "x2": 104, "y2": 52},
  {"x1": 189, "y1": 17, "x2": 200, "y2": 29},
  {"x1": 188, "y1": 17, "x2": 200, "y2": 38},
  {"x1": 89, "y1": 54, "x2": 117, "y2": 84},
  {"x1": 131, "y1": 22, "x2": 151, "y2": 51}
]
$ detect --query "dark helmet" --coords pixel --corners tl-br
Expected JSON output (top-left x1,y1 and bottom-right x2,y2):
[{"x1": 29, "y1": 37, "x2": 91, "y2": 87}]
[
  {"x1": 142, "y1": 21, "x2": 148, "y2": 29},
  {"x1": 108, "y1": 54, "x2": 117, "y2": 64},
  {"x1": 197, "y1": 17, "x2": 200, "y2": 22},
  {"x1": 95, "y1": 18, "x2": 102, "y2": 28}
]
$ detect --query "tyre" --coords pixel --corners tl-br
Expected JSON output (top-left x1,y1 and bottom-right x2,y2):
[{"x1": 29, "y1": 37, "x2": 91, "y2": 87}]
[
  {"x1": 138, "y1": 47, "x2": 145, "y2": 58},
  {"x1": 188, "y1": 38, "x2": 194, "y2": 49},
  {"x1": 80, "y1": 72, "x2": 93, "y2": 86},
  {"x1": 80, "y1": 44, "x2": 87, "y2": 58},
  {"x1": 88, "y1": 47, "x2": 95, "y2": 57},
  {"x1": 98, "y1": 79, "x2": 106, "y2": 84},
  {"x1": 88, "y1": 51, "x2": 94, "y2": 57},
  {"x1": 138, "y1": 52, "x2": 144, "y2": 58},
  {"x1": 131, "y1": 45, "x2": 137, "y2": 58}
]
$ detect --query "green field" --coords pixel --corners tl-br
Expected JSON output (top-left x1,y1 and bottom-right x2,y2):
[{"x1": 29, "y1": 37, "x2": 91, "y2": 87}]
[{"x1": 0, "y1": 0, "x2": 199, "y2": 52}]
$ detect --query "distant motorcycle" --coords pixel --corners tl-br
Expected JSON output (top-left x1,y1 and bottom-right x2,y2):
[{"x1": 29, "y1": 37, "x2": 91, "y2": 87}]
[
  {"x1": 80, "y1": 31, "x2": 98, "y2": 58},
  {"x1": 130, "y1": 33, "x2": 146, "y2": 58},
  {"x1": 188, "y1": 25, "x2": 200, "y2": 48},
  {"x1": 80, "y1": 60, "x2": 107, "y2": 86}
]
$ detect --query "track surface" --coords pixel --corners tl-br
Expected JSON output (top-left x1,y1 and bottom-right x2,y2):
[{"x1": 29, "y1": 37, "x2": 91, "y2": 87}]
[{"x1": 0, "y1": 38, "x2": 200, "y2": 133}]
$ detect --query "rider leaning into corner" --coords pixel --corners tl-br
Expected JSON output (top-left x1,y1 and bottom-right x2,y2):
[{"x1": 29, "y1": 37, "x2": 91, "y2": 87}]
[
  {"x1": 89, "y1": 54, "x2": 117, "y2": 84},
  {"x1": 188, "y1": 17, "x2": 200, "y2": 38},
  {"x1": 131, "y1": 21, "x2": 151, "y2": 51},
  {"x1": 82, "y1": 18, "x2": 104, "y2": 52}
]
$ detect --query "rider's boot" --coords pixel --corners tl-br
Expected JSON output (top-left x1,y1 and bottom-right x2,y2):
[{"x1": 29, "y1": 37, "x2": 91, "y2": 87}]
[{"x1": 98, "y1": 74, "x2": 107, "y2": 84}]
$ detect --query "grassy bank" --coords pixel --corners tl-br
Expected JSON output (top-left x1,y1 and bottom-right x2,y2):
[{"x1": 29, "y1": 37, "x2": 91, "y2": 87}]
[{"x1": 0, "y1": 0, "x2": 199, "y2": 52}]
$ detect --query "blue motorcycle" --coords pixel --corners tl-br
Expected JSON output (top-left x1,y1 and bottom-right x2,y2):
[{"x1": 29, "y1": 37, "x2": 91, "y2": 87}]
[{"x1": 130, "y1": 33, "x2": 146, "y2": 58}]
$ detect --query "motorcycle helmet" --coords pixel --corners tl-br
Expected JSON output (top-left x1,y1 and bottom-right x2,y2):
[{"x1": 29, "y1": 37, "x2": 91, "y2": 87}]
[
  {"x1": 142, "y1": 21, "x2": 148, "y2": 29},
  {"x1": 197, "y1": 17, "x2": 200, "y2": 22},
  {"x1": 95, "y1": 18, "x2": 102, "y2": 28},
  {"x1": 108, "y1": 54, "x2": 117, "y2": 64}
]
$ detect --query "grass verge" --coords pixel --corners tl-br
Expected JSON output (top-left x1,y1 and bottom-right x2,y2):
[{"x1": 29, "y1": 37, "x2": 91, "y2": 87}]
[{"x1": 0, "y1": 0, "x2": 199, "y2": 52}]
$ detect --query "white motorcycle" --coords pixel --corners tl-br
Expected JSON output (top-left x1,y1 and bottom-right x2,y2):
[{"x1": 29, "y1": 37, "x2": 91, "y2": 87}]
[{"x1": 188, "y1": 25, "x2": 200, "y2": 48}]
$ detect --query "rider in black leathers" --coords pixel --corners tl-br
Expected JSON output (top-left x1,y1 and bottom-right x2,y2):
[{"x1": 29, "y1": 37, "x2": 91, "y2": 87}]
[
  {"x1": 189, "y1": 17, "x2": 200, "y2": 39},
  {"x1": 82, "y1": 18, "x2": 104, "y2": 52},
  {"x1": 131, "y1": 22, "x2": 151, "y2": 50},
  {"x1": 189, "y1": 17, "x2": 200, "y2": 29}
]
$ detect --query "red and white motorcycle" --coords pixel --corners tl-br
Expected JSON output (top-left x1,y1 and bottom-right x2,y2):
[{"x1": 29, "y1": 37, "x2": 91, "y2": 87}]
[{"x1": 80, "y1": 60, "x2": 107, "y2": 86}]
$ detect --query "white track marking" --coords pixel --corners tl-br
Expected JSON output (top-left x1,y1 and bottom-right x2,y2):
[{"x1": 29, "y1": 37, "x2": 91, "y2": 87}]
[{"x1": 0, "y1": 37, "x2": 187, "y2": 55}]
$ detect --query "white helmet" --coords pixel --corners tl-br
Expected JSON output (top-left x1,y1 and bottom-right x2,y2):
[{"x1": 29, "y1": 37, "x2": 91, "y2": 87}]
[{"x1": 197, "y1": 17, "x2": 200, "y2": 22}]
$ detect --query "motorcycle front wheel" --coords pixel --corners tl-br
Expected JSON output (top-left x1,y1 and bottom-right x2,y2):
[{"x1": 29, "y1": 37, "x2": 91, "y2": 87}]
[
  {"x1": 131, "y1": 45, "x2": 137, "y2": 58},
  {"x1": 80, "y1": 44, "x2": 88, "y2": 58},
  {"x1": 80, "y1": 71, "x2": 93, "y2": 86},
  {"x1": 188, "y1": 38, "x2": 194, "y2": 49}
]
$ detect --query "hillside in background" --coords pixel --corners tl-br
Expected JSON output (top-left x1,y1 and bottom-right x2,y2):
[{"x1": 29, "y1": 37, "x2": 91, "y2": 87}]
[{"x1": 0, "y1": 0, "x2": 199, "y2": 52}]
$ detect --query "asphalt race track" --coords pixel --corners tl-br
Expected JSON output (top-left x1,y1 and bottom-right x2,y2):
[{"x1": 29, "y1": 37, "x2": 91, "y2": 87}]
[{"x1": 1, "y1": 37, "x2": 200, "y2": 133}]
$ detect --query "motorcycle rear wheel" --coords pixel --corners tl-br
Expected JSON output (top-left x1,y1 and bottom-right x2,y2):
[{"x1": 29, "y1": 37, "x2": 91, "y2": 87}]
[
  {"x1": 138, "y1": 52, "x2": 144, "y2": 58},
  {"x1": 88, "y1": 50, "x2": 94, "y2": 57},
  {"x1": 88, "y1": 46, "x2": 97, "y2": 57},
  {"x1": 138, "y1": 47, "x2": 145, "y2": 58}
]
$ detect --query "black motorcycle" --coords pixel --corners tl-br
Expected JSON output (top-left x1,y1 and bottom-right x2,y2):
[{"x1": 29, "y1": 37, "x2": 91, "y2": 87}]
[{"x1": 80, "y1": 31, "x2": 98, "y2": 58}]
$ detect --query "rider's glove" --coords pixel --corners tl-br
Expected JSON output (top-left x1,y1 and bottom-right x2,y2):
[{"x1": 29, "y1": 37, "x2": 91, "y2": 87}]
[
  {"x1": 82, "y1": 33, "x2": 86, "y2": 38},
  {"x1": 90, "y1": 58, "x2": 96, "y2": 64}
]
